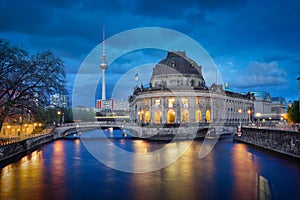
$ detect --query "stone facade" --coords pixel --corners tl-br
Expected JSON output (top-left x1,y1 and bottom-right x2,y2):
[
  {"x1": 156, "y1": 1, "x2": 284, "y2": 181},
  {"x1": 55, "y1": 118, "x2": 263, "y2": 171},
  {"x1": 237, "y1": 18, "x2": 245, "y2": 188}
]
[
  {"x1": 234, "y1": 127, "x2": 300, "y2": 158},
  {"x1": 129, "y1": 52, "x2": 255, "y2": 125},
  {"x1": 252, "y1": 92, "x2": 286, "y2": 120}
]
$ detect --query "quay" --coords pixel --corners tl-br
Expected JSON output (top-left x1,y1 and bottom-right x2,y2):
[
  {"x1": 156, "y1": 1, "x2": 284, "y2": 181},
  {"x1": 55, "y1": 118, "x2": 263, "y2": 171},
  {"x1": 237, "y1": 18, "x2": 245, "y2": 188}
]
[{"x1": 234, "y1": 126, "x2": 300, "y2": 159}]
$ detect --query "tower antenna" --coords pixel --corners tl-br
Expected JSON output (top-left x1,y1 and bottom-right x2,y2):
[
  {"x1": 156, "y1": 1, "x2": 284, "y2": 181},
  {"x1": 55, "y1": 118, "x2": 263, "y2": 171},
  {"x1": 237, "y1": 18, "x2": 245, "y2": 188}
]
[{"x1": 100, "y1": 26, "x2": 108, "y2": 100}]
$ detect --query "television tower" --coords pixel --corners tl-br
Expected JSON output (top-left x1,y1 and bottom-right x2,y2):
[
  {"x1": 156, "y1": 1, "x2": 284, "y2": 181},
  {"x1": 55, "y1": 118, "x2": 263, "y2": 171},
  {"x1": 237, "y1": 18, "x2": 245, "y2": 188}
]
[{"x1": 100, "y1": 27, "x2": 108, "y2": 100}]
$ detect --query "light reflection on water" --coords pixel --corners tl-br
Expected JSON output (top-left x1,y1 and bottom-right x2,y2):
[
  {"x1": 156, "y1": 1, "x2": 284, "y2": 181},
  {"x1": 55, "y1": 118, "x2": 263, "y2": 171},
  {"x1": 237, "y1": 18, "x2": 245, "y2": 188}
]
[{"x1": 0, "y1": 129, "x2": 300, "y2": 200}]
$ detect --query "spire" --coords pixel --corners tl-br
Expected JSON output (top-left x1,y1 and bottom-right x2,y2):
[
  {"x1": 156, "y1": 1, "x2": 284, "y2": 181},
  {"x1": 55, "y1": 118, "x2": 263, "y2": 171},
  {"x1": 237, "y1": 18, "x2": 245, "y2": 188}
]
[
  {"x1": 102, "y1": 26, "x2": 106, "y2": 63},
  {"x1": 100, "y1": 26, "x2": 108, "y2": 70}
]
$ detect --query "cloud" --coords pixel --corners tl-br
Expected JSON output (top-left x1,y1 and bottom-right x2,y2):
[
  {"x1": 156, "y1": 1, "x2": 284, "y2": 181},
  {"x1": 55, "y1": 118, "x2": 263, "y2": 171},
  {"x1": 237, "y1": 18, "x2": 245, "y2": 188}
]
[
  {"x1": 1, "y1": 0, "x2": 300, "y2": 104},
  {"x1": 231, "y1": 61, "x2": 287, "y2": 88}
]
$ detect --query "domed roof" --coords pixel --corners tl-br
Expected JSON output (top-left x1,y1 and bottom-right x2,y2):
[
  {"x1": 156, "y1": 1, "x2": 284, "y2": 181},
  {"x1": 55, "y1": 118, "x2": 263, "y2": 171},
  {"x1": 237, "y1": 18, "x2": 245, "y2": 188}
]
[{"x1": 152, "y1": 51, "x2": 202, "y2": 76}]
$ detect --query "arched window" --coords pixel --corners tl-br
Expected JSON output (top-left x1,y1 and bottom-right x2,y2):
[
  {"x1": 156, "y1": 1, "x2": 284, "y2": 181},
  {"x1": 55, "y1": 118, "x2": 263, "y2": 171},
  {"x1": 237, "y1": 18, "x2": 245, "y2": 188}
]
[
  {"x1": 154, "y1": 110, "x2": 161, "y2": 124},
  {"x1": 206, "y1": 110, "x2": 211, "y2": 122},
  {"x1": 145, "y1": 110, "x2": 150, "y2": 123},
  {"x1": 195, "y1": 110, "x2": 202, "y2": 122},
  {"x1": 182, "y1": 110, "x2": 189, "y2": 123},
  {"x1": 167, "y1": 109, "x2": 176, "y2": 124}
]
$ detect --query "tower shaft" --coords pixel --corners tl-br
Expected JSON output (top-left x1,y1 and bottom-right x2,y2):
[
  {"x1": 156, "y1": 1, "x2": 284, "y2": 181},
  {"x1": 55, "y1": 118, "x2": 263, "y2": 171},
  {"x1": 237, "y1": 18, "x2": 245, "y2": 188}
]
[{"x1": 102, "y1": 69, "x2": 106, "y2": 101}]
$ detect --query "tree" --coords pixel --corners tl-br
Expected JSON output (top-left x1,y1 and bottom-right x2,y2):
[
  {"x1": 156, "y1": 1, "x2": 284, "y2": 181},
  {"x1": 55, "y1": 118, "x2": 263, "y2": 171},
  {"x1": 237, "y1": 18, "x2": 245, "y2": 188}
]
[
  {"x1": 286, "y1": 101, "x2": 300, "y2": 123},
  {"x1": 0, "y1": 38, "x2": 66, "y2": 129}
]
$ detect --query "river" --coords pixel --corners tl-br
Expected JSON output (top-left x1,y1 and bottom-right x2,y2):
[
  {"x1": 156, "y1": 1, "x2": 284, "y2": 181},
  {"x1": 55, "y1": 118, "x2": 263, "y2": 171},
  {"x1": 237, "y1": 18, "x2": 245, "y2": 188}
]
[{"x1": 1, "y1": 129, "x2": 300, "y2": 200}]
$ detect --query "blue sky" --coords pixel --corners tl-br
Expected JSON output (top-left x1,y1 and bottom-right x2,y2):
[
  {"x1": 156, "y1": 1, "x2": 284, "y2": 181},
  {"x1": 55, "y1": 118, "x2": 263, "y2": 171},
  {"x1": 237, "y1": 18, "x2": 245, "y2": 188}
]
[{"x1": 1, "y1": 0, "x2": 300, "y2": 107}]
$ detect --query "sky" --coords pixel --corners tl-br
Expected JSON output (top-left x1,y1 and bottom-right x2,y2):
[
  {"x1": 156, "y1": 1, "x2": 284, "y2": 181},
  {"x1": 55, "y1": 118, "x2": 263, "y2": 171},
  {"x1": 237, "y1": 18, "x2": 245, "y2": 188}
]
[{"x1": 1, "y1": 0, "x2": 300, "y2": 107}]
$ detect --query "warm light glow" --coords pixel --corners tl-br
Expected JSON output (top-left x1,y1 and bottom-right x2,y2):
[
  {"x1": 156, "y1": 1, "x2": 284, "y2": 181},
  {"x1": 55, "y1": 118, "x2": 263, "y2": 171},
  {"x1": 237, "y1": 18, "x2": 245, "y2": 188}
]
[
  {"x1": 255, "y1": 113, "x2": 261, "y2": 118},
  {"x1": 154, "y1": 110, "x2": 161, "y2": 124},
  {"x1": 182, "y1": 110, "x2": 189, "y2": 123},
  {"x1": 238, "y1": 108, "x2": 242, "y2": 114},
  {"x1": 57, "y1": 111, "x2": 61, "y2": 115},
  {"x1": 145, "y1": 110, "x2": 150, "y2": 123},
  {"x1": 247, "y1": 110, "x2": 251, "y2": 114},
  {"x1": 7, "y1": 125, "x2": 10, "y2": 129},
  {"x1": 168, "y1": 98, "x2": 175, "y2": 108},
  {"x1": 195, "y1": 110, "x2": 202, "y2": 122},
  {"x1": 167, "y1": 109, "x2": 176, "y2": 123},
  {"x1": 155, "y1": 99, "x2": 160, "y2": 105},
  {"x1": 205, "y1": 110, "x2": 211, "y2": 122}
]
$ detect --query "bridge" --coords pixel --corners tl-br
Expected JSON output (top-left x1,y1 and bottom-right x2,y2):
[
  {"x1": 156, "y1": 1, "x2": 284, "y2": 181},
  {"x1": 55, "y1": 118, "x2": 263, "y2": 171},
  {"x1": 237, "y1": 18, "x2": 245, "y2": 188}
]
[{"x1": 55, "y1": 121, "x2": 239, "y2": 140}]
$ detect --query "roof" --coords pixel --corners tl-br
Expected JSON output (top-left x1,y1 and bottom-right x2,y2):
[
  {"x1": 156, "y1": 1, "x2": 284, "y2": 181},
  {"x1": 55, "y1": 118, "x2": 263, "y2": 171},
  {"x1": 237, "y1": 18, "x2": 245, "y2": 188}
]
[
  {"x1": 252, "y1": 91, "x2": 272, "y2": 102},
  {"x1": 271, "y1": 97, "x2": 286, "y2": 105},
  {"x1": 152, "y1": 51, "x2": 202, "y2": 76}
]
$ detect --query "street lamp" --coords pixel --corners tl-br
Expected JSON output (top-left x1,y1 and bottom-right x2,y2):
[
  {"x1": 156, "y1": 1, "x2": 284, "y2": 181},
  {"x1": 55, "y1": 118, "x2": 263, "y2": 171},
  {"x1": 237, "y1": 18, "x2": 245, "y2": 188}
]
[
  {"x1": 247, "y1": 109, "x2": 252, "y2": 123},
  {"x1": 238, "y1": 108, "x2": 242, "y2": 125},
  {"x1": 57, "y1": 110, "x2": 61, "y2": 126}
]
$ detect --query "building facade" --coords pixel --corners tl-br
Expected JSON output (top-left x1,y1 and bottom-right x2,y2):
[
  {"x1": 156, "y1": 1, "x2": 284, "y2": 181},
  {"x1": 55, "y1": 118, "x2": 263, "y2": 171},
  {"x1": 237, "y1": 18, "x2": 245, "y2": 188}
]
[
  {"x1": 129, "y1": 52, "x2": 255, "y2": 125},
  {"x1": 271, "y1": 97, "x2": 286, "y2": 120},
  {"x1": 252, "y1": 92, "x2": 286, "y2": 120},
  {"x1": 50, "y1": 93, "x2": 68, "y2": 108}
]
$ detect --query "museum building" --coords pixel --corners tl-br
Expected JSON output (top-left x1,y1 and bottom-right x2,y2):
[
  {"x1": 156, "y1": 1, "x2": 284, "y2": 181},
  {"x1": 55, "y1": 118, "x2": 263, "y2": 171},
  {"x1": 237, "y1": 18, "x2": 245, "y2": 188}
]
[{"x1": 128, "y1": 51, "x2": 255, "y2": 125}]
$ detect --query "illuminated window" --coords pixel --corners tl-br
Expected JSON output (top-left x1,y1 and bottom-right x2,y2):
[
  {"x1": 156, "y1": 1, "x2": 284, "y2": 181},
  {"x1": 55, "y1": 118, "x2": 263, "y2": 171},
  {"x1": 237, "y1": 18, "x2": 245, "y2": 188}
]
[
  {"x1": 206, "y1": 110, "x2": 211, "y2": 122},
  {"x1": 154, "y1": 110, "x2": 161, "y2": 124},
  {"x1": 168, "y1": 98, "x2": 175, "y2": 108},
  {"x1": 195, "y1": 110, "x2": 202, "y2": 122},
  {"x1": 182, "y1": 98, "x2": 188, "y2": 104},
  {"x1": 196, "y1": 98, "x2": 201, "y2": 105},
  {"x1": 182, "y1": 110, "x2": 189, "y2": 123},
  {"x1": 145, "y1": 110, "x2": 150, "y2": 123},
  {"x1": 167, "y1": 109, "x2": 176, "y2": 123},
  {"x1": 155, "y1": 99, "x2": 161, "y2": 105}
]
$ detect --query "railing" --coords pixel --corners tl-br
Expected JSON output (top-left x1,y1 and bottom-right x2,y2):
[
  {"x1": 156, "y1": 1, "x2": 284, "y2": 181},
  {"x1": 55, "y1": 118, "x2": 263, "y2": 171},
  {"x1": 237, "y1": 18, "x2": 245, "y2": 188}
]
[{"x1": 0, "y1": 126, "x2": 55, "y2": 146}]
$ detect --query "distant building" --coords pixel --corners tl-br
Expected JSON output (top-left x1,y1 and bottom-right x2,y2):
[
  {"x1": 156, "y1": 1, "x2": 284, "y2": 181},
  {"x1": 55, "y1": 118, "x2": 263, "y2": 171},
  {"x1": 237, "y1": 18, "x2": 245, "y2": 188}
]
[
  {"x1": 50, "y1": 93, "x2": 68, "y2": 108},
  {"x1": 252, "y1": 92, "x2": 272, "y2": 119},
  {"x1": 96, "y1": 99, "x2": 129, "y2": 112},
  {"x1": 271, "y1": 97, "x2": 286, "y2": 120},
  {"x1": 252, "y1": 92, "x2": 286, "y2": 120}
]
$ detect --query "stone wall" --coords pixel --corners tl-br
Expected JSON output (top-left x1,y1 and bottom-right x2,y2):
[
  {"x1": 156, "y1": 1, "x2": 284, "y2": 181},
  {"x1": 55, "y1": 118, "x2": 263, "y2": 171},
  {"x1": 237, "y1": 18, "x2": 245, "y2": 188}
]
[
  {"x1": 0, "y1": 133, "x2": 55, "y2": 162},
  {"x1": 234, "y1": 127, "x2": 300, "y2": 158}
]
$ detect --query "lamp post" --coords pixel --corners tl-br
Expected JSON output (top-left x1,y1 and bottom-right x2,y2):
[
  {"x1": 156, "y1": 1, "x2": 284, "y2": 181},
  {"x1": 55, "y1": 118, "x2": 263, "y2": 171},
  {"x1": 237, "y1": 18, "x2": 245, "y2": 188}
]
[
  {"x1": 57, "y1": 110, "x2": 61, "y2": 126},
  {"x1": 247, "y1": 109, "x2": 252, "y2": 123},
  {"x1": 238, "y1": 108, "x2": 242, "y2": 126}
]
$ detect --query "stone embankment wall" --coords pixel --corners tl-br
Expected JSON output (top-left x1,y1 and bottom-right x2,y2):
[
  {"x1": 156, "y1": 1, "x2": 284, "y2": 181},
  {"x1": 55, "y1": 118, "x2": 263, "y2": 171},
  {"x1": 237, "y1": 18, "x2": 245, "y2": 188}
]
[
  {"x1": 234, "y1": 127, "x2": 300, "y2": 158},
  {"x1": 0, "y1": 133, "x2": 56, "y2": 163}
]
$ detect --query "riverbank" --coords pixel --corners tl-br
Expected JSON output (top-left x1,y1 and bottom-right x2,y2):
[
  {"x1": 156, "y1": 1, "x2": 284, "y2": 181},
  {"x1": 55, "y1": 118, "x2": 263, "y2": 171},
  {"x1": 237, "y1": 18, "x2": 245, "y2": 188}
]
[
  {"x1": 234, "y1": 127, "x2": 300, "y2": 159},
  {"x1": 0, "y1": 132, "x2": 56, "y2": 163}
]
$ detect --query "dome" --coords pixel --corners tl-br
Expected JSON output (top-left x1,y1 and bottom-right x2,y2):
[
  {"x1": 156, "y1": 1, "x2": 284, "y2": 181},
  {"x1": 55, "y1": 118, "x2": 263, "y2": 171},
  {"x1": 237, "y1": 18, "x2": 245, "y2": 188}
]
[
  {"x1": 150, "y1": 51, "x2": 206, "y2": 89},
  {"x1": 152, "y1": 51, "x2": 202, "y2": 76}
]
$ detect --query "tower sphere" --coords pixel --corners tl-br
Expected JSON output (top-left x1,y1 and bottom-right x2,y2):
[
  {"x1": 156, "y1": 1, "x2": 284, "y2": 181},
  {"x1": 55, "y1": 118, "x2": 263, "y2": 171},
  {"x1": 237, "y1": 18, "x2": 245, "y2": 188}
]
[{"x1": 100, "y1": 62, "x2": 108, "y2": 70}]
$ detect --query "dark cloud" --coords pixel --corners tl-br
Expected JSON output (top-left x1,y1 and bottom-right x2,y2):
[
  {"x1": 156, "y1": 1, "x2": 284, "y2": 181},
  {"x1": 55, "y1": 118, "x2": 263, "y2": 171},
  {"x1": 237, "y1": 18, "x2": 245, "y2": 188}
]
[{"x1": 0, "y1": 0, "x2": 299, "y2": 103}]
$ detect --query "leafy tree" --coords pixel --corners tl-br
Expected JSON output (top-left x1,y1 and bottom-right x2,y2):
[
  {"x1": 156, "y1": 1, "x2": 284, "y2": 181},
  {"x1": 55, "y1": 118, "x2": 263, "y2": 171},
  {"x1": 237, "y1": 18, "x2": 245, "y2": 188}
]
[
  {"x1": 0, "y1": 39, "x2": 66, "y2": 129},
  {"x1": 287, "y1": 101, "x2": 300, "y2": 123}
]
